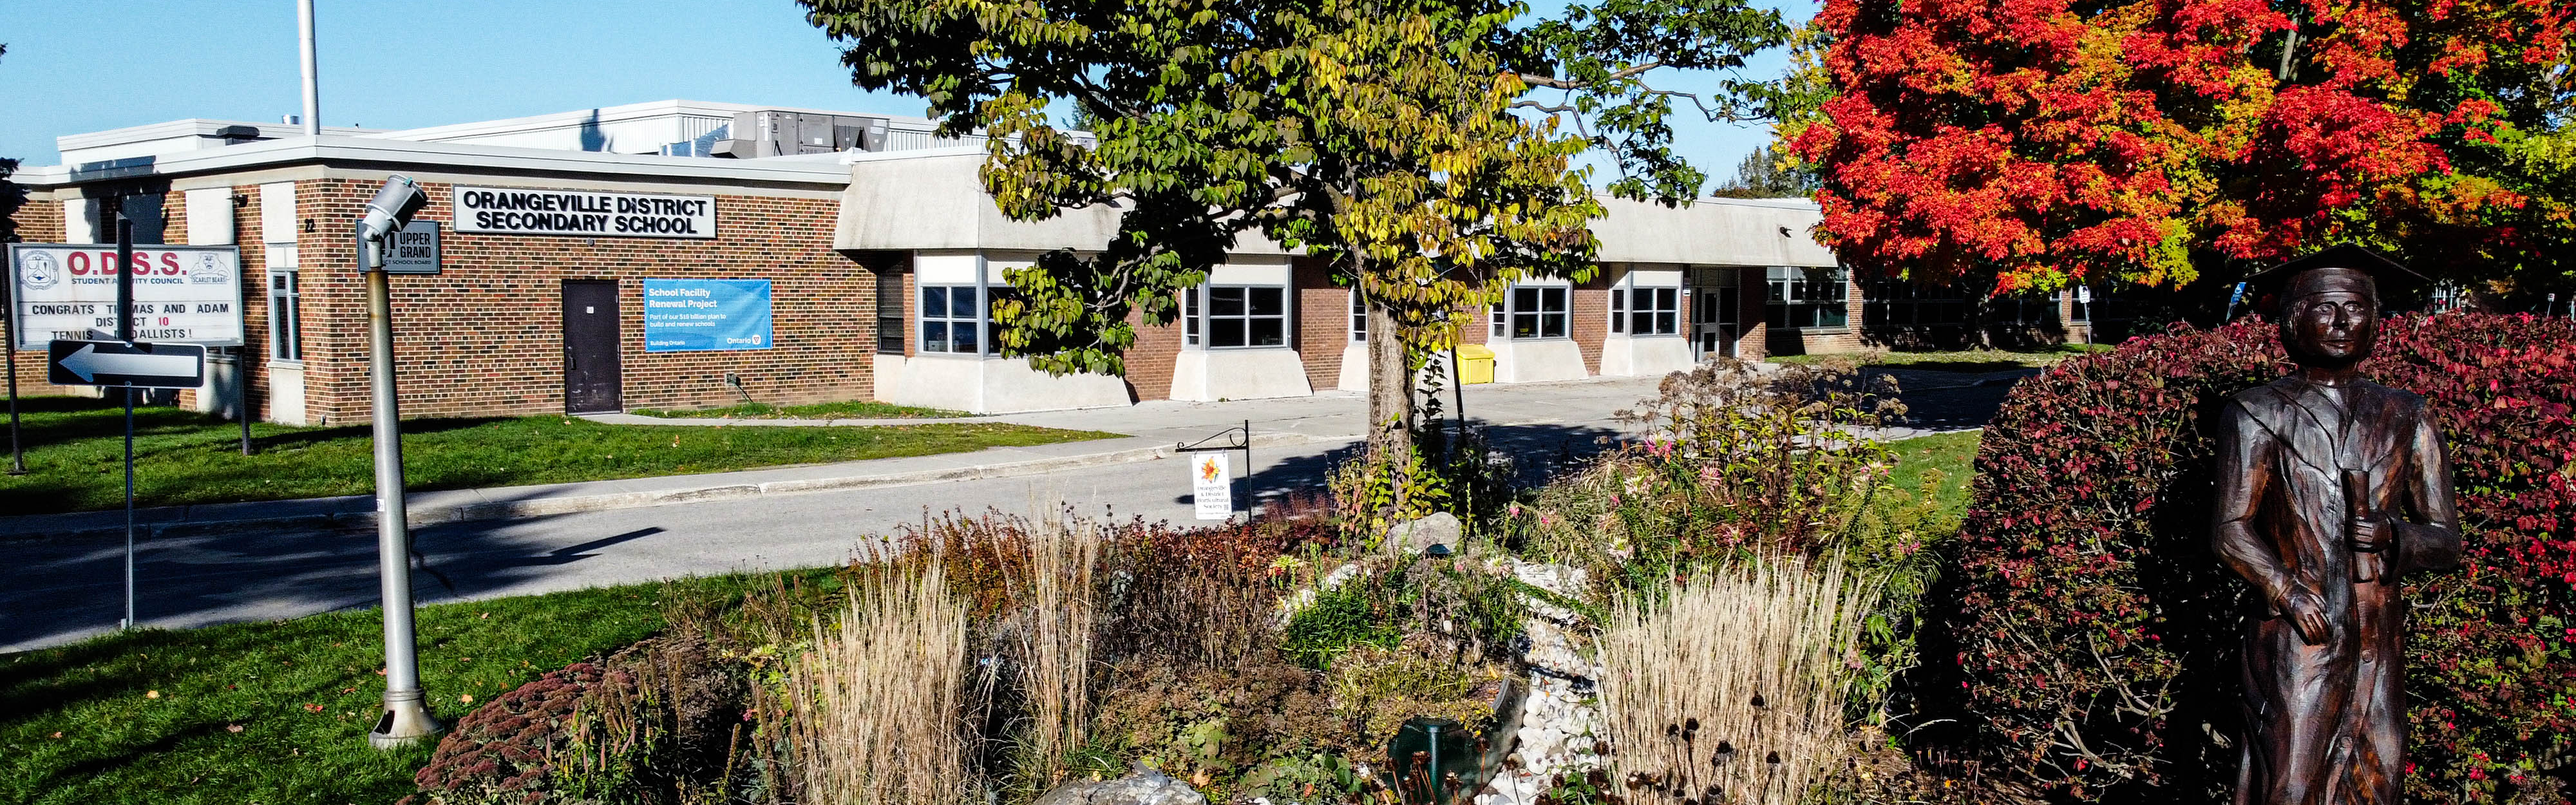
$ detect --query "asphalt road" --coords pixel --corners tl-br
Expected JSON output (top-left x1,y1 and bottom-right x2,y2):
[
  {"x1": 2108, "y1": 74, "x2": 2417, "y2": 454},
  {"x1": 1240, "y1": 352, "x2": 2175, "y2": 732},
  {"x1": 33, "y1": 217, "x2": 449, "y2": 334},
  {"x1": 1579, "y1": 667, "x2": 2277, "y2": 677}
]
[{"x1": 0, "y1": 418, "x2": 1634, "y2": 652}]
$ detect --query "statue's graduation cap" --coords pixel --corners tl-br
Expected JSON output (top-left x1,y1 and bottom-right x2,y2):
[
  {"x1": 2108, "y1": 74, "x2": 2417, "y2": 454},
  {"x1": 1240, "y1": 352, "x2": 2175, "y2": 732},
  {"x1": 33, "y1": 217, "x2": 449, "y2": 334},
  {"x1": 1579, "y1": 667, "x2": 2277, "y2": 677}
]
[{"x1": 2241, "y1": 245, "x2": 2430, "y2": 316}]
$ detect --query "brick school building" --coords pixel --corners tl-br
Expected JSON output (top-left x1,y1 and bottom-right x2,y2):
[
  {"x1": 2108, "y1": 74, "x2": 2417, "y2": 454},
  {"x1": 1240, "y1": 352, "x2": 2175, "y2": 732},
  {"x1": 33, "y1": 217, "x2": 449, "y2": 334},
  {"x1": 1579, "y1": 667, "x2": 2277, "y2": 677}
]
[{"x1": 5, "y1": 100, "x2": 2098, "y2": 420}]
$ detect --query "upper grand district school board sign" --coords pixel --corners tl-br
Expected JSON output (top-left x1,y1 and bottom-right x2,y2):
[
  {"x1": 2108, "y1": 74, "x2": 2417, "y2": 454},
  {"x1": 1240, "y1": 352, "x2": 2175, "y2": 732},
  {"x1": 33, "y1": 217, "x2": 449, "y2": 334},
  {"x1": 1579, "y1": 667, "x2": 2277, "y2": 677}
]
[
  {"x1": 453, "y1": 186, "x2": 716, "y2": 239},
  {"x1": 7, "y1": 244, "x2": 245, "y2": 350},
  {"x1": 643, "y1": 279, "x2": 772, "y2": 352}
]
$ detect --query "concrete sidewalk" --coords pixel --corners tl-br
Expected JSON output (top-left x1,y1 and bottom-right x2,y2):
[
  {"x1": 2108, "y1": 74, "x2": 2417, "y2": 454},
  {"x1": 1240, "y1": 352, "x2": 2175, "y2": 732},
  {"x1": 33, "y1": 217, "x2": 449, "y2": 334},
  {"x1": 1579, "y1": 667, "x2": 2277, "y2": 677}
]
[{"x1": 0, "y1": 378, "x2": 1669, "y2": 542}]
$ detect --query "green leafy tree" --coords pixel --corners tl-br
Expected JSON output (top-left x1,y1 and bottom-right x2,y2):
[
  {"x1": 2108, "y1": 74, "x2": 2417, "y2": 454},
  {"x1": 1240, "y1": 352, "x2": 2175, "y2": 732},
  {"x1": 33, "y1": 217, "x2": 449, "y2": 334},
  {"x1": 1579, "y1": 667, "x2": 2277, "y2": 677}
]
[
  {"x1": 800, "y1": 0, "x2": 1791, "y2": 484},
  {"x1": 1710, "y1": 144, "x2": 1817, "y2": 198}
]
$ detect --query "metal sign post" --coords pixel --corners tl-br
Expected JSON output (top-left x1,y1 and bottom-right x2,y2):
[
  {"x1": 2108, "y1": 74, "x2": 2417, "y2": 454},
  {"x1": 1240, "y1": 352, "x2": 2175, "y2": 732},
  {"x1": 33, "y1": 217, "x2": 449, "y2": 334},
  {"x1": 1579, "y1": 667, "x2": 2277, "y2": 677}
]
[
  {"x1": 3, "y1": 243, "x2": 21, "y2": 476},
  {"x1": 116, "y1": 222, "x2": 135, "y2": 630},
  {"x1": 353, "y1": 176, "x2": 442, "y2": 749},
  {"x1": 1175, "y1": 419, "x2": 1253, "y2": 520}
]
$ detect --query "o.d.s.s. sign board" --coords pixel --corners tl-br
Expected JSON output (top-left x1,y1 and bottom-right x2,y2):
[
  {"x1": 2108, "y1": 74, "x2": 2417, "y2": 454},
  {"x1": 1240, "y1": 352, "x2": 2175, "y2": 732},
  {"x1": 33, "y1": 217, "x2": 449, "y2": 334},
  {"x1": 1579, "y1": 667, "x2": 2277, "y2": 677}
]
[
  {"x1": 452, "y1": 186, "x2": 716, "y2": 239},
  {"x1": 8, "y1": 243, "x2": 245, "y2": 350}
]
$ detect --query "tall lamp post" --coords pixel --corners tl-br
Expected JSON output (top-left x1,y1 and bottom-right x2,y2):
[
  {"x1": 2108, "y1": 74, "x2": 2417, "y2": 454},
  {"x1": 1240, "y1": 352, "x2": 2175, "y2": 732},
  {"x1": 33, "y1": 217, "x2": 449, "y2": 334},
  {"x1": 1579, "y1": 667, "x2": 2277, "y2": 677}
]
[{"x1": 355, "y1": 175, "x2": 441, "y2": 748}]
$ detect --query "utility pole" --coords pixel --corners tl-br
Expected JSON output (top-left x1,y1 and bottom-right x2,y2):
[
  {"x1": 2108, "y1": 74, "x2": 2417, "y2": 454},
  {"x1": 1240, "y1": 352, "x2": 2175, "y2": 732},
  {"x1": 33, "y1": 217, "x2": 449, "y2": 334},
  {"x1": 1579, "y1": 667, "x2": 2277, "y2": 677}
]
[{"x1": 355, "y1": 176, "x2": 438, "y2": 748}]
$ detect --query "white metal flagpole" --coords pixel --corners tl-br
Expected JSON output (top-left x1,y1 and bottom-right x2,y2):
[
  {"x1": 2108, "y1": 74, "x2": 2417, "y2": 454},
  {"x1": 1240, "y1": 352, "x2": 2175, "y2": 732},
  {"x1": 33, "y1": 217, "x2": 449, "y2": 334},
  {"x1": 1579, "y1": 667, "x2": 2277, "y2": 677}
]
[{"x1": 298, "y1": 0, "x2": 321, "y2": 135}]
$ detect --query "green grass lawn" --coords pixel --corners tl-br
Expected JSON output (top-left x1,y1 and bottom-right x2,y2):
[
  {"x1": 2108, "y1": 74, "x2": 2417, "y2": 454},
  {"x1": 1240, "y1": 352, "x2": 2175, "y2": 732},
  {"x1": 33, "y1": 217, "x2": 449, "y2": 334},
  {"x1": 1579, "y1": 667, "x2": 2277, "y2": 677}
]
[
  {"x1": 626, "y1": 399, "x2": 970, "y2": 420},
  {"x1": 1886, "y1": 429, "x2": 1981, "y2": 526},
  {"x1": 1775, "y1": 343, "x2": 2114, "y2": 373},
  {"x1": 0, "y1": 572, "x2": 839, "y2": 805},
  {"x1": 0, "y1": 396, "x2": 1121, "y2": 516}
]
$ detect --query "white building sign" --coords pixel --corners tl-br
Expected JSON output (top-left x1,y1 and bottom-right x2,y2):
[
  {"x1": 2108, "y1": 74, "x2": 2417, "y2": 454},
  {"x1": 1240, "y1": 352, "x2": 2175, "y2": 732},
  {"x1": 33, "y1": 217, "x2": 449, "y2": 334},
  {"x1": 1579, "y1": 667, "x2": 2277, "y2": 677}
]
[
  {"x1": 1191, "y1": 453, "x2": 1235, "y2": 520},
  {"x1": 452, "y1": 186, "x2": 716, "y2": 239},
  {"x1": 8, "y1": 243, "x2": 245, "y2": 350}
]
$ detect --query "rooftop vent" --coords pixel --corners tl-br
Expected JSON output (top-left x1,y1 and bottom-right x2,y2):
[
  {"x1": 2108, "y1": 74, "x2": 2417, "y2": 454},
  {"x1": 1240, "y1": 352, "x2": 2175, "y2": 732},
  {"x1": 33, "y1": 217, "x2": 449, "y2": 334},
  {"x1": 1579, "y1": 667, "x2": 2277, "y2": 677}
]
[{"x1": 712, "y1": 110, "x2": 887, "y2": 158}]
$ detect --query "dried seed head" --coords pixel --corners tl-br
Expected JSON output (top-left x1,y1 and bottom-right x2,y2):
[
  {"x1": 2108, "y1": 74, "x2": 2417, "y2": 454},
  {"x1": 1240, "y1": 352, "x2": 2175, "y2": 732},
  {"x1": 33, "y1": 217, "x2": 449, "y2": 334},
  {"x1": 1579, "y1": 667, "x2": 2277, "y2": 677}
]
[{"x1": 1766, "y1": 751, "x2": 1781, "y2": 764}]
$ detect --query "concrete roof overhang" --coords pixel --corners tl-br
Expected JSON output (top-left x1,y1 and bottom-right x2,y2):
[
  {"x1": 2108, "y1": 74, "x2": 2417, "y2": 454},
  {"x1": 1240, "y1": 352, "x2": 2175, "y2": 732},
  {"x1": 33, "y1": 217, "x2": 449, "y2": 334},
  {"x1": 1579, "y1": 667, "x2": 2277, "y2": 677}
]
[{"x1": 834, "y1": 149, "x2": 1837, "y2": 268}]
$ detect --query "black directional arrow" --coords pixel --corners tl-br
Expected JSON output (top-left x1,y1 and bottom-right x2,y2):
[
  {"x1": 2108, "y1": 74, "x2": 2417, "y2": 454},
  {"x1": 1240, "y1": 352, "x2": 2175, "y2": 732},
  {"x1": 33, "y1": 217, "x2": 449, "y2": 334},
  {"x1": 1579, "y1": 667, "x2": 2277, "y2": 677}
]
[{"x1": 47, "y1": 340, "x2": 207, "y2": 389}]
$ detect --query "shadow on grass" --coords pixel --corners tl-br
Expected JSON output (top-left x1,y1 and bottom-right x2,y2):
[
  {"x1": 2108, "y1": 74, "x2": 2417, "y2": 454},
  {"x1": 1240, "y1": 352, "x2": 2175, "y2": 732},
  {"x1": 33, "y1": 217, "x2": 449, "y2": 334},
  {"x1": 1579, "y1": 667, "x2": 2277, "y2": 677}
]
[
  {"x1": 1873, "y1": 359, "x2": 2034, "y2": 374},
  {"x1": 243, "y1": 417, "x2": 510, "y2": 452}
]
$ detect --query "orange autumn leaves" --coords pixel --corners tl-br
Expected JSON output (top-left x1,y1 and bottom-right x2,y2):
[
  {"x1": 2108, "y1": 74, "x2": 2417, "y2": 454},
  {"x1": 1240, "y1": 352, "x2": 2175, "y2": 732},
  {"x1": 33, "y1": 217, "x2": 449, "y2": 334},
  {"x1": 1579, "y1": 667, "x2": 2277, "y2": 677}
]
[{"x1": 1792, "y1": 0, "x2": 2573, "y2": 292}]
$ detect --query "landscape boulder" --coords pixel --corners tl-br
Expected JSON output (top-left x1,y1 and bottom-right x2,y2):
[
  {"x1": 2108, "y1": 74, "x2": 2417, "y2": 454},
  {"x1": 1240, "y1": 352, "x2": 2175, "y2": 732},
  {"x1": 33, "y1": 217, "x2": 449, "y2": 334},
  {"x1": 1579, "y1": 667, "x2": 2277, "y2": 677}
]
[
  {"x1": 1031, "y1": 766, "x2": 1208, "y2": 805},
  {"x1": 1385, "y1": 511, "x2": 1462, "y2": 556}
]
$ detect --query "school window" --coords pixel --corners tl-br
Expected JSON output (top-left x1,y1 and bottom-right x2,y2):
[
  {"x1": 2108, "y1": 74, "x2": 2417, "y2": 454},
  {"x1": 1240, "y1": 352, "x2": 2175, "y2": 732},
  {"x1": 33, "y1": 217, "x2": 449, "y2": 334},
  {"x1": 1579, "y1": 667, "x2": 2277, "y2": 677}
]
[
  {"x1": 1862, "y1": 280, "x2": 1965, "y2": 328},
  {"x1": 919, "y1": 285, "x2": 985, "y2": 354},
  {"x1": 267, "y1": 270, "x2": 302, "y2": 361},
  {"x1": 1193, "y1": 285, "x2": 1287, "y2": 348},
  {"x1": 1349, "y1": 290, "x2": 1367, "y2": 342},
  {"x1": 1765, "y1": 267, "x2": 1850, "y2": 330},
  {"x1": 1612, "y1": 287, "x2": 1680, "y2": 336},
  {"x1": 1991, "y1": 293, "x2": 2060, "y2": 326},
  {"x1": 2069, "y1": 288, "x2": 2092, "y2": 323},
  {"x1": 876, "y1": 273, "x2": 905, "y2": 353},
  {"x1": 1490, "y1": 285, "x2": 1569, "y2": 339}
]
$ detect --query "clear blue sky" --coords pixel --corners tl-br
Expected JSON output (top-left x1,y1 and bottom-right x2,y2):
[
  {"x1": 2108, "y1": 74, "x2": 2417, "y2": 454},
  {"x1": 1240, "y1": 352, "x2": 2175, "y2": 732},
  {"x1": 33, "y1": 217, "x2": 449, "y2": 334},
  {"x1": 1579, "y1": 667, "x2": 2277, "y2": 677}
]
[{"x1": 1, "y1": 1, "x2": 1802, "y2": 189}]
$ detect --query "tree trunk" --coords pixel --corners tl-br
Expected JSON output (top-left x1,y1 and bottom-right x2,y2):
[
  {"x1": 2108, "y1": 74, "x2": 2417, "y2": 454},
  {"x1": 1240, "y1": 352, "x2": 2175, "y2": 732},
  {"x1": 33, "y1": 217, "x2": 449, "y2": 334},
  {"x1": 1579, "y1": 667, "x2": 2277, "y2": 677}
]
[
  {"x1": 1964, "y1": 289, "x2": 1993, "y2": 350},
  {"x1": 1365, "y1": 293, "x2": 1412, "y2": 460}
]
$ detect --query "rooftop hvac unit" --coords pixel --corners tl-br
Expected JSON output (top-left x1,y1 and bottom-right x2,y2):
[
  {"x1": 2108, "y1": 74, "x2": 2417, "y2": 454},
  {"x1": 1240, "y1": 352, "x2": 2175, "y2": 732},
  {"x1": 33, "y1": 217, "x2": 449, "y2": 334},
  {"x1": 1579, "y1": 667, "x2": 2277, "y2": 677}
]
[{"x1": 711, "y1": 111, "x2": 889, "y2": 158}]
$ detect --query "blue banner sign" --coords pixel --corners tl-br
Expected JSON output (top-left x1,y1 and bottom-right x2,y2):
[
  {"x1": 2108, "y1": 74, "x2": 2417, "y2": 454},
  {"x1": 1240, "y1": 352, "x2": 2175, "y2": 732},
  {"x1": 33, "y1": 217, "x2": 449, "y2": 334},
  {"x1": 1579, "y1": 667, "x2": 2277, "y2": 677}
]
[{"x1": 643, "y1": 279, "x2": 772, "y2": 352}]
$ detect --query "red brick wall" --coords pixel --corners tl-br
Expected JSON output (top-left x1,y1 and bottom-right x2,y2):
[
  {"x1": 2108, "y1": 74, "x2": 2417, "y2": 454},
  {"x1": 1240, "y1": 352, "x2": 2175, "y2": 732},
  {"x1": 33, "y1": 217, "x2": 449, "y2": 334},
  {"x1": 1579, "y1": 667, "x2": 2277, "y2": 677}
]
[
  {"x1": 289, "y1": 178, "x2": 875, "y2": 422},
  {"x1": 1122, "y1": 294, "x2": 1182, "y2": 402},
  {"x1": 1293, "y1": 260, "x2": 1347, "y2": 390},
  {"x1": 1571, "y1": 288, "x2": 1607, "y2": 374},
  {"x1": 6, "y1": 193, "x2": 73, "y2": 395},
  {"x1": 1734, "y1": 274, "x2": 1769, "y2": 361}
]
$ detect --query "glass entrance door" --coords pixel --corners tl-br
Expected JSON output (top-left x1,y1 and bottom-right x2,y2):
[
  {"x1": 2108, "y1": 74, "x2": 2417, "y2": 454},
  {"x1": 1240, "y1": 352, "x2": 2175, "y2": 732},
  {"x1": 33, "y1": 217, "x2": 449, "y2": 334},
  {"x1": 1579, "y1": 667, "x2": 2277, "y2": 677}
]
[{"x1": 1690, "y1": 269, "x2": 1741, "y2": 359}]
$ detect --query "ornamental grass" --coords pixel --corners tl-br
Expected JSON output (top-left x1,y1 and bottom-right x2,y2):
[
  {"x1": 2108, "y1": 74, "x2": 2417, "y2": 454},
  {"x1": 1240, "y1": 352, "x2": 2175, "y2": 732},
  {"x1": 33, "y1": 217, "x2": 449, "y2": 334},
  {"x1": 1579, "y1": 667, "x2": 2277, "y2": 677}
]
[{"x1": 1598, "y1": 556, "x2": 1879, "y2": 805}]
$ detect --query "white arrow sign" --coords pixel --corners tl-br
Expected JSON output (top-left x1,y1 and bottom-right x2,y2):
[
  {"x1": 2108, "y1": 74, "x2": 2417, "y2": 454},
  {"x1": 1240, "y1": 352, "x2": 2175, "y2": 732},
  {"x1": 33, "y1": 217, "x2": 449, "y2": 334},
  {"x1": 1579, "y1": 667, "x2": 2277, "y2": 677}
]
[
  {"x1": 61, "y1": 344, "x2": 194, "y2": 382},
  {"x1": 46, "y1": 339, "x2": 207, "y2": 388}
]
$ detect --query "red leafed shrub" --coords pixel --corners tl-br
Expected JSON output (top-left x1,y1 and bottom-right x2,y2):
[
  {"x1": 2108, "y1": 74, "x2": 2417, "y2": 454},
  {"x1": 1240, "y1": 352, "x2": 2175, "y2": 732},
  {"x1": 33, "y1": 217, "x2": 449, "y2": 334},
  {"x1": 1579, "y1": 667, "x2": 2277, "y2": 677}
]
[
  {"x1": 1921, "y1": 312, "x2": 2576, "y2": 802},
  {"x1": 407, "y1": 662, "x2": 609, "y2": 804}
]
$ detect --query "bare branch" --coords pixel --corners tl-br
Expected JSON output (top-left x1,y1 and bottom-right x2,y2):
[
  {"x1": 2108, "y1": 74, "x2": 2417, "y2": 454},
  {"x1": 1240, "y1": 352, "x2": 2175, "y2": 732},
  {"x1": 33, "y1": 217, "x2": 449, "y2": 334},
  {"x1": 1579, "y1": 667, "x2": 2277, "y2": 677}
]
[{"x1": 1517, "y1": 61, "x2": 1665, "y2": 90}]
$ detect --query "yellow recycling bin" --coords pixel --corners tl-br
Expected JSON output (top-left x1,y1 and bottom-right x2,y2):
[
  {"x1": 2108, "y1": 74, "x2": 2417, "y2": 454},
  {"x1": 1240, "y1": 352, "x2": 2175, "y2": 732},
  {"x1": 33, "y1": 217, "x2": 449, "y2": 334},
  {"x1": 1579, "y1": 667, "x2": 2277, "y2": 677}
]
[{"x1": 1455, "y1": 344, "x2": 1495, "y2": 384}]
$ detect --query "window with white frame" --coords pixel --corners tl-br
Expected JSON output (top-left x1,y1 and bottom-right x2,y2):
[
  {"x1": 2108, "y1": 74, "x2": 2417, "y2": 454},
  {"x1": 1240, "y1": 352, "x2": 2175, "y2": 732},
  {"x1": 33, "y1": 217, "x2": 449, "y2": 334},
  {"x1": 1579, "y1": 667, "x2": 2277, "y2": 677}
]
[
  {"x1": 1765, "y1": 267, "x2": 1850, "y2": 330},
  {"x1": 1611, "y1": 286, "x2": 1680, "y2": 335},
  {"x1": 919, "y1": 285, "x2": 985, "y2": 354},
  {"x1": 1491, "y1": 285, "x2": 1570, "y2": 339},
  {"x1": 876, "y1": 272, "x2": 905, "y2": 353},
  {"x1": 1186, "y1": 285, "x2": 1287, "y2": 348},
  {"x1": 267, "y1": 269, "x2": 302, "y2": 361},
  {"x1": 1349, "y1": 290, "x2": 1368, "y2": 342}
]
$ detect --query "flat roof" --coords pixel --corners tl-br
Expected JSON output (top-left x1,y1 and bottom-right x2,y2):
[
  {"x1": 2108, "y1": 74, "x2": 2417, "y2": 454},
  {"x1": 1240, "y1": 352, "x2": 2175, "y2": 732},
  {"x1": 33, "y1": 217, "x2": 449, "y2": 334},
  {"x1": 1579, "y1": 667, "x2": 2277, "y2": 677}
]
[{"x1": 835, "y1": 150, "x2": 1836, "y2": 267}]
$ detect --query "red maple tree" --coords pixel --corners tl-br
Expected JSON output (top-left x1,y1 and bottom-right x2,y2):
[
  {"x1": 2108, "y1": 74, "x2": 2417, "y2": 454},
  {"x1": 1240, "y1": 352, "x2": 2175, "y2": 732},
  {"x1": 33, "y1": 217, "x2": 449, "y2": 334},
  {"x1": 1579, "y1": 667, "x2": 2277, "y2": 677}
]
[{"x1": 1790, "y1": 0, "x2": 2572, "y2": 296}]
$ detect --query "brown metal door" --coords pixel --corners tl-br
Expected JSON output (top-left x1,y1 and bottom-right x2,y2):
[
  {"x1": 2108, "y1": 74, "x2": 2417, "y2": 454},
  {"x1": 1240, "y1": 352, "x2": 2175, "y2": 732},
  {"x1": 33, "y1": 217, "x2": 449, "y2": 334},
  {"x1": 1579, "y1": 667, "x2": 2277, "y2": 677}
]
[{"x1": 562, "y1": 280, "x2": 623, "y2": 413}]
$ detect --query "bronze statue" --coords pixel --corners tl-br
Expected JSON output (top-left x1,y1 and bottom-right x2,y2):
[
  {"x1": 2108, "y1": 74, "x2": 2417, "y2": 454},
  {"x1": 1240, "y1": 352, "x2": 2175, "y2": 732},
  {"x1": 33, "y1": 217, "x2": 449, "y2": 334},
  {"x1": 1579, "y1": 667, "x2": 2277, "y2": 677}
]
[{"x1": 2213, "y1": 245, "x2": 2461, "y2": 804}]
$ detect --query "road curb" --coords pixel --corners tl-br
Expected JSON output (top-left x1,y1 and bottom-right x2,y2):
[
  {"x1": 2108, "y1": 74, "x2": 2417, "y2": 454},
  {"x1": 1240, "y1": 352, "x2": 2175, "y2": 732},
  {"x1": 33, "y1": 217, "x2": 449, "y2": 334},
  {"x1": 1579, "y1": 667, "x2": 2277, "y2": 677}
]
[{"x1": 0, "y1": 432, "x2": 1338, "y2": 542}]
